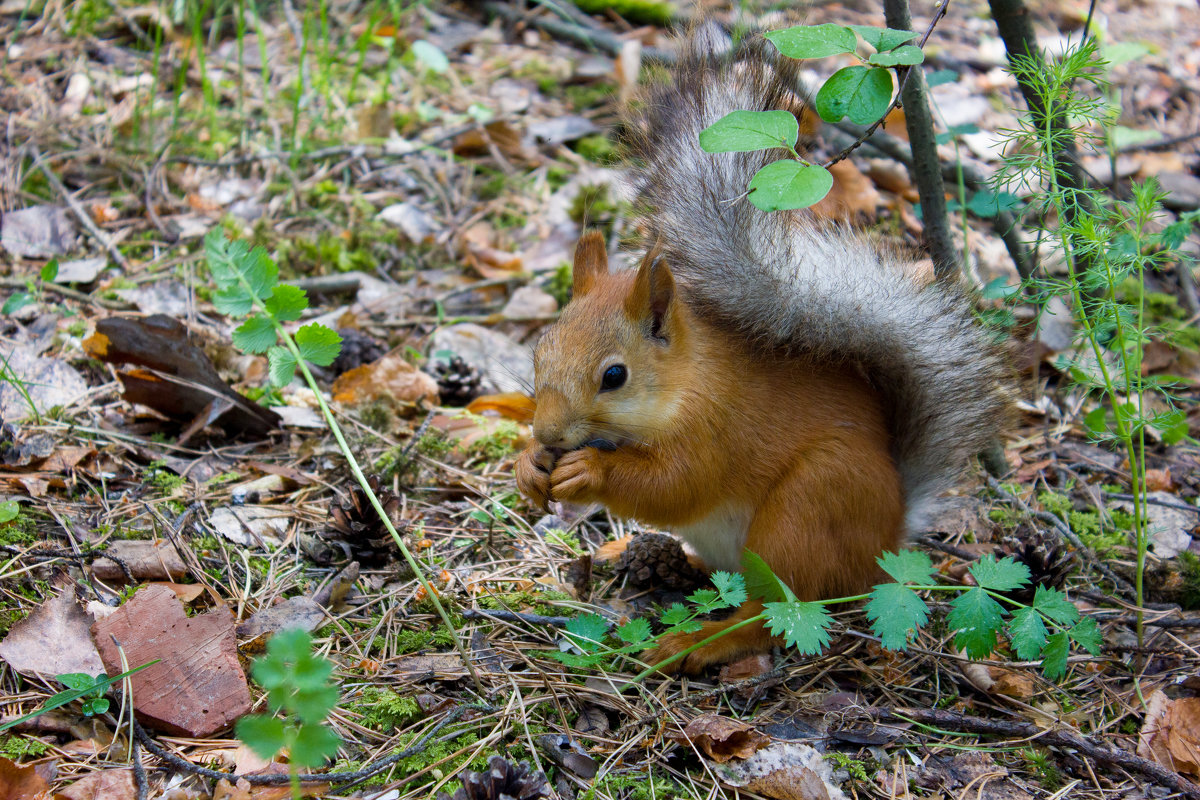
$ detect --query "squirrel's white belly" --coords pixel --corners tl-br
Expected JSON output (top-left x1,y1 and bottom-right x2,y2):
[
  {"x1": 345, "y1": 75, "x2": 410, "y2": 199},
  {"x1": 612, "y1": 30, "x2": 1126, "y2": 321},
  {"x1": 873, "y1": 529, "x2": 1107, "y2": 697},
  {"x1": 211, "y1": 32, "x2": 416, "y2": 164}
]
[{"x1": 674, "y1": 503, "x2": 753, "y2": 573}]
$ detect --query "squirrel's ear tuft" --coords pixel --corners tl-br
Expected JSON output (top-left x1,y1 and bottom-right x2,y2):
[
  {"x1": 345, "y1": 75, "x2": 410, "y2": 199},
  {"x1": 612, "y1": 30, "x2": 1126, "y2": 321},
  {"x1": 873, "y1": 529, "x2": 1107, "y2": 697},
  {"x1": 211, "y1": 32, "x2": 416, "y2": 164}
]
[
  {"x1": 627, "y1": 248, "x2": 675, "y2": 341},
  {"x1": 572, "y1": 231, "x2": 609, "y2": 296}
]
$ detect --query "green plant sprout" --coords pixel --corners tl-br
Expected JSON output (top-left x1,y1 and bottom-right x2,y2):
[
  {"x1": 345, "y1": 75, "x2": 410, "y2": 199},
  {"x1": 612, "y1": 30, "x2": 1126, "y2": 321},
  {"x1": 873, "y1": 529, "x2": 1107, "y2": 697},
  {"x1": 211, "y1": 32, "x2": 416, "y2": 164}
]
[
  {"x1": 2, "y1": 258, "x2": 59, "y2": 316},
  {"x1": 554, "y1": 550, "x2": 1099, "y2": 683},
  {"x1": 994, "y1": 38, "x2": 1199, "y2": 643},
  {"x1": 0, "y1": 661, "x2": 159, "y2": 734},
  {"x1": 697, "y1": 24, "x2": 926, "y2": 211},
  {"x1": 236, "y1": 629, "x2": 341, "y2": 799},
  {"x1": 204, "y1": 230, "x2": 482, "y2": 691}
]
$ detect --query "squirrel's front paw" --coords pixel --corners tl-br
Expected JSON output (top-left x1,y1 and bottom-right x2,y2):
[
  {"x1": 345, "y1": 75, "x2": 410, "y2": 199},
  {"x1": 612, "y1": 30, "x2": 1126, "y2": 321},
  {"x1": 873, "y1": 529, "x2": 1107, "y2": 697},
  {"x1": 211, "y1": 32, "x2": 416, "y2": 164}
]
[
  {"x1": 515, "y1": 444, "x2": 554, "y2": 510},
  {"x1": 549, "y1": 447, "x2": 606, "y2": 504}
]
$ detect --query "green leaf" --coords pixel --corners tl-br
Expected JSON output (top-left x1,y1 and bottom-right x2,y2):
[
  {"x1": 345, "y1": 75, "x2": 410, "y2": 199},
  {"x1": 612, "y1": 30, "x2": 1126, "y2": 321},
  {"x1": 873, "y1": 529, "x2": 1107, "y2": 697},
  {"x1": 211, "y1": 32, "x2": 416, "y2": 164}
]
[
  {"x1": 265, "y1": 284, "x2": 308, "y2": 322},
  {"x1": 411, "y1": 40, "x2": 449, "y2": 73},
  {"x1": 660, "y1": 604, "x2": 691, "y2": 628},
  {"x1": 1040, "y1": 631, "x2": 1070, "y2": 680},
  {"x1": 236, "y1": 715, "x2": 287, "y2": 759},
  {"x1": 204, "y1": 230, "x2": 279, "y2": 315},
  {"x1": 765, "y1": 24, "x2": 858, "y2": 59},
  {"x1": 82, "y1": 697, "x2": 109, "y2": 716},
  {"x1": 946, "y1": 587, "x2": 1006, "y2": 659},
  {"x1": 0, "y1": 501, "x2": 18, "y2": 524},
  {"x1": 564, "y1": 613, "x2": 609, "y2": 652},
  {"x1": 849, "y1": 25, "x2": 917, "y2": 52},
  {"x1": 268, "y1": 347, "x2": 298, "y2": 387},
  {"x1": 865, "y1": 583, "x2": 928, "y2": 650},
  {"x1": 742, "y1": 550, "x2": 786, "y2": 602},
  {"x1": 1068, "y1": 617, "x2": 1101, "y2": 655},
  {"x1": 764, "y1": 601, "x2": 832, "y2": 655},
  {"x1": 699, "y1": 110, "x2": 799, "y2": 154},
  {"x1": 687, "y1": 588, "x2": 720, "y2": 612},
  {"x1": 748, "y1": 161, "x2": 834, "y2": 212},
  {"x1": 968, "y1": 555, "x2": 1030, "y2": 592},
  {"x1": 40, "y1": 259, "x2": 59, "y2": 282},
  {"x1": 291, "y1": 722, "x2": 341, "y2": 767},
  {"x1": 1007, "y1": 607, "x2": 1048, "y2": 660},
  {"x1": 814, "y1": 66, "x2": 893, "y2": 125},
  {"x1": 232, "y1": 314, "x2": 278, "y2": 354},
  {"x1": 1082, "y1": 406, "x2": 1108, "y2": 435},
  {"x1": 616, "y1": 618, "x2": 653, "y2": 646},
  {"x1": 965, "y1": 190, "x2": 1020, "y2": 218},
  {"x1": 56, "y1": 673, "x2": 97, "y2": 692},
  {"x1": 867, "y1": 45, "x2": 925, "y2": 67},
  {"x1": 292, "y1": 685, "x2": 340, "y2": 725},
  {"x1": 711, "y1": 571, "x2": 747, "y2": 608},
  {"x1": 266, "y1": 627, "x2": 314, "y2": 663},
  {"x1": 295, "y1": 324, "x2": 342, "y2": 367},
  {"x1": 1032, "y1": 587, "x2": 1079, "y2": 627},
  {"x1": 877, "y1": 550, "x2": 935, "y2": 584},
  {"x1": 2, "y1": 291, "x2": 34, "y2": 315}
]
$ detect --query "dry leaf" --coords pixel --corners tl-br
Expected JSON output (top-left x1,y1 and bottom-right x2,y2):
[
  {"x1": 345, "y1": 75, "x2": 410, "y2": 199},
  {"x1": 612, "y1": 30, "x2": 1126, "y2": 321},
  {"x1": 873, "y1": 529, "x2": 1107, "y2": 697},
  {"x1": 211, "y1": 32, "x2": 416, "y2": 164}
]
[
  {"x1": 0, "y1": 588, "x2": 105, "y2": 677},
  {"x1": 0, "y1": 756, "x2": 52, "y2": 800},
  {"x1": 718, "y1": 742, "x2": 848, "y2": 800},
  {"x1": 1139, "y1": 690, "x2": 1200, "y2": 777},
  {"x1": 331, "y1": 353, "x2": 439, "y2": 407},
  {"x1": 54, "y1": 768, "x2": 135, "y2": 800},
  {"x1": 673, "y1": 714, "x2": 771, "y2": 763},
  {"x1": 719, "y1": 653, "x2": 773, "y2": 684}
]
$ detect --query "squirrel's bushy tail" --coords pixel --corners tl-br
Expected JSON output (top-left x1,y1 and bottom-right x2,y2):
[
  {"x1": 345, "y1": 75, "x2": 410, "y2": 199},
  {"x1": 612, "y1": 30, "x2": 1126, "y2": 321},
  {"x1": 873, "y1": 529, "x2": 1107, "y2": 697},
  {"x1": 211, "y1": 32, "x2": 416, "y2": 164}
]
[{"x1": 629, "y1": 25, "x2": 1010, "y2": 530}]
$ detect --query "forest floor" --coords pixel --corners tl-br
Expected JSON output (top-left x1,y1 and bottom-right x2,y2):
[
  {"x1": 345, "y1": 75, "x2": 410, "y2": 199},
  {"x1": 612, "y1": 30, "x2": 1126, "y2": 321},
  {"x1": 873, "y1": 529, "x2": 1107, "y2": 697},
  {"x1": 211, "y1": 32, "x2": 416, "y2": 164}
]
[{"x1": 2, "y1": 0, "x2": 1200, "y2": 798}]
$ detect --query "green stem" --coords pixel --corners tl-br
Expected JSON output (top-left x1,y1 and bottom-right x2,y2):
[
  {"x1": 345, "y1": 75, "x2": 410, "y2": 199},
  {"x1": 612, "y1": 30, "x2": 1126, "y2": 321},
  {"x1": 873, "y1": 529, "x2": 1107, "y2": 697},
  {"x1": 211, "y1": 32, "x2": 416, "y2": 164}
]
[{"x1": 632, "y1": 614, "x2": 768, "y2": 683}]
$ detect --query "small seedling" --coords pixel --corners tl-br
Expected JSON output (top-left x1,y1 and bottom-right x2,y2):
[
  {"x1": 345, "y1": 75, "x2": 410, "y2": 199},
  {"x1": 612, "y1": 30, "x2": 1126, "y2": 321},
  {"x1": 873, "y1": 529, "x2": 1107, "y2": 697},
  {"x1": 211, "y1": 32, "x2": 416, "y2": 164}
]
[
  {"x1": 52, "y1": 673, "x2": 111, "y2": 716},
  {"x1": 236, "y1": 629, "x2": 341, "y2": 798}
]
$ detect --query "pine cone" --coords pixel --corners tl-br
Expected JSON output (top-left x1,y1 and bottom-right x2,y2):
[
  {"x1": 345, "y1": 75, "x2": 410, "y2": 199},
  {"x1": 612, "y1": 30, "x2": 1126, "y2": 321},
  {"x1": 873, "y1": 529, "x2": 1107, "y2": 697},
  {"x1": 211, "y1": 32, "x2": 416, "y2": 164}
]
[
  {"x1": 436, "y1": 756, "x2": 548, "y2": 800},
  {"x1": 614, "y1": 532, "x2": 706, "y2": 590},
  {"x1": 325, "y1": 476, "x2": 401, "y2": 566},
  {"x1": 994, "y1": 527, "x2": 1075, "y2": 602},
  {"x1": 331, "y1": 328, "x2": 387, "y2": 375},
  {"x1": 427, "y1": 355, "x2": 482, "y2": 406}
]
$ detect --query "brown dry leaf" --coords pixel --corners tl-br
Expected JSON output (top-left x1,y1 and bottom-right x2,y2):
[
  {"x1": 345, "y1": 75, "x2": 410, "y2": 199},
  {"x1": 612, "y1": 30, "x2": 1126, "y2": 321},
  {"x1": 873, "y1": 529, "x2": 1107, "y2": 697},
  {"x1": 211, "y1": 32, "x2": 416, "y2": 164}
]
[
  {"x1": 1139, "y1": 690, "x2": 1200, "y2": 777},
  {"x1": 88, "y1": 202, "x2": 119, "y2": 225},
  {"x1": 331, "y1": 353, "x2": 439, "y2": 407},
  {"x1": 466, "y1": 392, "x2": 536, "y2": 422},
  {"x1": 465, "y1": 244, "x2": 522, "y2": 280},
  {"x1": 1145, "y1": 468, "x2": 1174, "y2": 492},
  {"x1": 91, "y1": 539, "x2": 188, "y2": 582},
  {"x1": 718, "y1": 742, "x2": 846, "y2": 800},
  {"x1": 452, "y1": 121, "x2": 537, "y2": 163},
  {"x1": 0, "y1": 588, "x2": 105, "y2": 677},
  {"x1": 0, "y1": 755, "x2": 52, "y2": 800},
  {"x1": 390, "y1": 653, "x2": 469, "y2": 679},
  {"x1": 53, "y1": 768, "x2": 135, "y2": 800},
  {"x1": 883, "y1": 106, "x2": 907, "y2": 141},
  {"x1": 810, "y1": 161, "x2": 881, "y2": 221},
  {"x1": 745, "y1": 766, "x2": 832, "y2": 800},
  {"x1": 674, "y1": 714, "x2": 771, "y2": 763},
  {"x1": 988, "y1": 668, "x2": 1036, "y2": 700}
]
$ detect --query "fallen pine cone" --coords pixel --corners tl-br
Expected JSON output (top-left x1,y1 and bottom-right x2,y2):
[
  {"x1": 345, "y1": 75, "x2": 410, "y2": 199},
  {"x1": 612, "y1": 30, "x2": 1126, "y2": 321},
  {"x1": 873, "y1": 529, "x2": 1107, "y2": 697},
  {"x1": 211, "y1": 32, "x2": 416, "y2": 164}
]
[
  {"x1": 325, "y1": 475, "x2": 401, "y2": 566},
  {"x1": 614, "y1": 532, "x2": 706, "y2": 591}
]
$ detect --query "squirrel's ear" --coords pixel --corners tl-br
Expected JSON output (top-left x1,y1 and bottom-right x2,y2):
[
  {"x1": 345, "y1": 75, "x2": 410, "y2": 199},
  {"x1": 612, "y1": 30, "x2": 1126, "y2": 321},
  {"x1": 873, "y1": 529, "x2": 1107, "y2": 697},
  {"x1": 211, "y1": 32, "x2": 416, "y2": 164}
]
[
  {"x1": 572, "y1": 231, "x2": 609, "y2": 296},
  {"x1": 627, "y1": 249, "x2": 675, "y2": 341}
]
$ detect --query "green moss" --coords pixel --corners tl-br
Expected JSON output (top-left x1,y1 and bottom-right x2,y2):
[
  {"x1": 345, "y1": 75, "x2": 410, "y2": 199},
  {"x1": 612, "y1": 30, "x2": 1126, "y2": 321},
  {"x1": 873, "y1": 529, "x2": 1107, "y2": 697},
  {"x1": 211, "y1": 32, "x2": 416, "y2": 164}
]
[
  {"x1": 569, "y1": 0, "x2": 675, "y2": 26},
  {"x1": 463, "y1": 421, "x2": 521, "y2": 461},
  {"x1": 1037, "y1": 491, "x2": 1072, "y2": 517},
  {"x1": 0, "y1": 513, "x2": 37, "y2": 546},
  {"x1": 988, "y1": 507, "x2": 1022, "y2": 528},
  {"x1": 582, "y1": 771, "x2": 687, "y2": 800},
  {"x1": 1020, "y1": 748, "x2": 1063, "y2": 790},
  {"x1": 0, "y1": 735, "x2": 49, "y2": 759},
  {"x1": 826, "y1": 752, "x2": 872, "y2": 782},
  {"x1": 394, "y1": 626, "x2": 456, "y2": 653},
  {"x1": 144, "y1": 460, "x2": 186, "y2": 493},
  {"x1": 565, "y1": 82, "x2": 614, "y2": 111},
  {"x1": 350, "y1": 687, "x2": 422, "y2": 731},
  {"x1": 548, "y1": 261, "x2": 572, "y2": 307},
  {"x1": 1178, "y1": 551, "x2": 1200, "y2": 609}
]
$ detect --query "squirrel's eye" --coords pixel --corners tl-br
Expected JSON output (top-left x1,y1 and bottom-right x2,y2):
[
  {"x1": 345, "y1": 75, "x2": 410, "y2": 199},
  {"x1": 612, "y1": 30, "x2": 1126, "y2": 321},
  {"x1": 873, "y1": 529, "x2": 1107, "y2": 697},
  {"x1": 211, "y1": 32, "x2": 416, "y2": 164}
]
[{"x1": 600, "y1": 364, "x2": 628, "y2": 392}]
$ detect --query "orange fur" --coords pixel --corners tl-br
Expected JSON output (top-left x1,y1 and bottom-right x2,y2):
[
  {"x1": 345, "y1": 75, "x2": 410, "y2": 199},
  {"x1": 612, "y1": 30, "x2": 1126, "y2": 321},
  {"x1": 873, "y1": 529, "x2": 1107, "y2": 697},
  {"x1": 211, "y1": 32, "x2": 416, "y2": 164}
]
[{"x1": 515, "y1": 235, "x2": 905, "y2": 674}]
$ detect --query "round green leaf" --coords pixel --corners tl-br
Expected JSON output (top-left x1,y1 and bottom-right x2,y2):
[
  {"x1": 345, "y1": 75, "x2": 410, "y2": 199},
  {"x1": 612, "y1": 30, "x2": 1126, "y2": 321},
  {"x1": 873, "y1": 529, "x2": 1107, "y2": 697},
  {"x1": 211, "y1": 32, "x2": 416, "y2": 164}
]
[
  {"x1": 849, "y1": 25, "x2": 917, "y2": 52},
  {"x1": 868, "y1": 45, "x2": 925, "y2": 67},
  {"x1": 411, "y1": 40, "x2": 449, "y2": 74},
  {"x1": 747, "y1": 161, "x2": 834, "y2": 212},
  {"x1": 290, "y1": 723, "x2": 341, "y2": 768},
  {"x1": 699, "y1": 110, "x2": 799, "y2": 153},
  {"x1": 236, "y1": 715, "x2": 287, "y2": 759},
  {"x1": 814, "y1": 65, "x2": 894, "y2": 124},
  {"x1": 764, "y1": 24, "x2": 857, "y2": 59},
  {"x1": 0, "y1": 501, "x2": 19, "y2": 524}
]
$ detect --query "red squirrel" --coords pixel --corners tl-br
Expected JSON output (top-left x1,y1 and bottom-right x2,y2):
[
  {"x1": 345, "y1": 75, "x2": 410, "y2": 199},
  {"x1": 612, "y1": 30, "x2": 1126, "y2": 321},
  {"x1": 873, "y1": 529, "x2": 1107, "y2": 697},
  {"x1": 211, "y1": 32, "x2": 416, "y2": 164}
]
[{"x1": 514, "y1": 26, "x2": 1008, "y2": 673}]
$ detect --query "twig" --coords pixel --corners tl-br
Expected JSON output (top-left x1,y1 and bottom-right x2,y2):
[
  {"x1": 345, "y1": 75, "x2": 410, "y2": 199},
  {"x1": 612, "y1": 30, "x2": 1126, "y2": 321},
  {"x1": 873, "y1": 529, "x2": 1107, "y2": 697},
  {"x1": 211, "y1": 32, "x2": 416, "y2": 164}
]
[
  {"x1": 1116, "y1": 130, "x2": 1200, "y2": 154},
  {"x1": 1105, "y1": 492, "x2": 1200, "y2": 517},
  {"x1": 0, "y1": 277, "x2": 130, "y2": 310},
  {"x1": 462, "y1": 608, "x2": 572, "y2": 627},
  {"x1": 867, "y1": 706, "x2": 1200, "y2": 799},
  {"x1": 825, "y1": 0, "x2": 950, "y2": 170},
  {"x1": 30, "y1": 146, "x2": 132, "y2": 272},
  {"x1": 482, "y1": 2, "x2": 674, "y2": 64},
  {"x1": 882, "y1": 0, "x2": 956, "y2": 280}
]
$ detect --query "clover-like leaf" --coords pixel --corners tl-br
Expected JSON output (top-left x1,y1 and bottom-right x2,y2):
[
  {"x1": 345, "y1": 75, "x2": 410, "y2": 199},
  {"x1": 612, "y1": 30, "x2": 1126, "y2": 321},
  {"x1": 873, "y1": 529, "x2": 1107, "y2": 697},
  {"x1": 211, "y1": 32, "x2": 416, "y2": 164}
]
[
  {"x1": 296, "y1": 324, "x2": 342, "y2": 367},
  {"x1": 814, "y1": 65, "x2": 893, "y2": 125},
  {"x1": 748, "y1": 161, "x2": 834, "y2": 212},
  {"x1": 865, "y1": 583, "x2": 928, "y2": 650},
  {"x1": 849, "y1": 25, "x2": 917, "y2": 52},
  {"x1": 268, "y1": 346, "x2": 299, "y2": 387},
  {"x1": 1032, "y1": 586, "x2": 1080, "y2": 627},
  {"x1": 946, "y1": 586, "x2": 1006, "y2": 659},
  {"x1": 742, "y1": 550, "x2": 787, "y2": 603},
  {"x1": 236, "y1": 714, "x2": 287, "y2": 760},
  {"x1": 564, "y1": 613, "x2": 609, "y2": 653},
  {"x1": 290, "y1": 722, "x2": 341, "y2": 768},
  {"x1": 765, "y1": 24, "x2": 858, "y2": 59},
  {"x1": 711, "y1": 571, "x2": 747, "y2": 608},
  {"x1": 1040, "y1": 631, "x2": 1071, "y2": 680},
  {"x1": 764, "y1": 601, "x2": 832, "y2": 655},
  {"x1": 699, "y1": 110, "x2": 799, "y2": 154},
  {"x1": 877, "y1": 550, "x2": 935, "y2": 585},
  {"x1": 232, "y1": 314, "x2": 277, "y2": 354},
  {"x1": 1008, "y1": 607, "x2": 1049, "y2": 661},
  {"x1": 265, "y1": 284, "x2": 308, "y2": 322},
  {"x1": 969, "y1": 555, "x2": 1031, "y2": 592},
  {"x1": 1068, "y1": 617, "x2": 1101, "y2": 655},
  {"x1": 616, "y1": 617, "x2": 653, "y2": 646}
]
